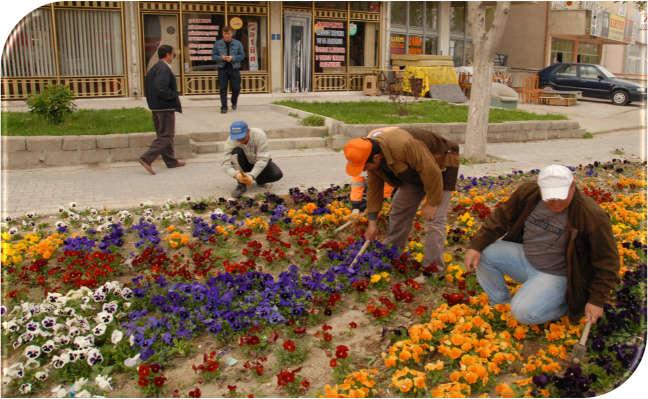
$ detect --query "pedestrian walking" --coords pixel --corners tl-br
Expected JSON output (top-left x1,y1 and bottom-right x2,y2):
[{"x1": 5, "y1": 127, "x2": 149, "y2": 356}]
[
  {"x1": 212, "y1": 26, "x2": 246, "y2": 114},
  {"x1": 343, "y1": 126, "x2": 460, "y2": 272},
  {"x1": 139, "y1": 45, "x2": 185, "y2": 175},
  {"x1": 222, "y1": 121, "x2": 283, "y2": 198}
]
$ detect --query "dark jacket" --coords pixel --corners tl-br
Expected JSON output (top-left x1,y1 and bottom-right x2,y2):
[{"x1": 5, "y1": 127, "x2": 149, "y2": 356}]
[
  {"x1": 211, "y1": 39, "x2": 245, "y2": 70},
  {"x1": 469, "y1": 182, "x2": 620, "y2": 320},
  {"x1": 366, "y1": 126, "x2": 460, "y2": 215},
  {"x1": 144, "y1": 60, "x2": 182, "y2": 113}
]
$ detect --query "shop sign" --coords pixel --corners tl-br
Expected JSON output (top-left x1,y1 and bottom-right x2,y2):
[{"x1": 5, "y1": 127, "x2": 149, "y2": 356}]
[
  {"x1": 314, "y1": 21, "x2": 346, "y2": 68},
  {"x1": 230, "y1": 17, "x2": 244, "y2": 30},
  {"x1": 187, "y1": 18, "x2": 219, "y2": 61},
  {"x1": 248, "y1": 21, "x2": 258, "y2": 71},
  {"x1": 608, "y1": 14, "x2": 626, "y2": 42},
  {"x1": 407, "y1": 36, "x2": 423, "y2": 55},
  {"x1": 390, "y1": 34, "x2": 405, "y2": 55}
]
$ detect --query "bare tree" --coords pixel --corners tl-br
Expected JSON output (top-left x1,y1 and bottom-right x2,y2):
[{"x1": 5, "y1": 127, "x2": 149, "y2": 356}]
[{"x1": 464, "y1": 2, "x2": 511, "y2": 162}]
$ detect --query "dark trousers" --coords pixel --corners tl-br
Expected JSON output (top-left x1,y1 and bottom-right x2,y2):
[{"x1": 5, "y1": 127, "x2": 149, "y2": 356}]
[
  {"x1": 232, "y1": 147, "x2": 283, "y2": 185},
  {"x1": 141, "y1": 111, "x2": 179, "y2": 167},
  {"x1": 219, "y1": 67, "x2": 241, "y2": 110}
]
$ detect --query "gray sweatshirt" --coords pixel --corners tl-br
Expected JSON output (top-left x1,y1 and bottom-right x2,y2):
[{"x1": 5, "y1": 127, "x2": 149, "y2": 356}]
[{"x1": 221, "y1": 127, "x2": 271, "y2": 179}]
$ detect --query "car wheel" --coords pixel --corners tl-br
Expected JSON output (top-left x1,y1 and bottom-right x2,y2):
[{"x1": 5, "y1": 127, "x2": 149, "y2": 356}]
[{"x1": 611, "y1": 90, "x2": 629, "y2": 106}]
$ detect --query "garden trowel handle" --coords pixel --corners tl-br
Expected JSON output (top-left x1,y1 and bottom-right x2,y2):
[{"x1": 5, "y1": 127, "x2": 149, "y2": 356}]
[
  {"x1": 579, "y1": 321, "x2": 592, "y2": 346},
  {"x1": 348, "y1": 240, "x2": 371, "y2": 268}
]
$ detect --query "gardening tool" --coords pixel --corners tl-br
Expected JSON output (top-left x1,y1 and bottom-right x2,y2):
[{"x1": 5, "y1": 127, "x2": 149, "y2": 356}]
[
  {"x1": 571, "y1": 321, "x2": 592, "y2": 364},
  {"x1": 348, "y1": 240, "x2": 371, "y2": 269},
  {"x1": 333, "y1": 209, "x2": 361, "y2": 235}
]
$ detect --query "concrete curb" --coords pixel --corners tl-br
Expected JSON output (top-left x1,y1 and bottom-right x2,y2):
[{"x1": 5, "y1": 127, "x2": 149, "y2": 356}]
[{"x1": 270, "y1": 103, "x2": 585, "y2": 150}]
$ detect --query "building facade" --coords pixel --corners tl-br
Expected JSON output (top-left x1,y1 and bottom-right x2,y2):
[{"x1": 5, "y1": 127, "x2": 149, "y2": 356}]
[{"x1": 1, "y1": 1, "x2": 645, "y2": 100}]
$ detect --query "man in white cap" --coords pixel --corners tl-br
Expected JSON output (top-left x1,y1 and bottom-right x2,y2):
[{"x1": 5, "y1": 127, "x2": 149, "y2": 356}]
[{"x1": 464, "y1": 165, "x2": 619, "y2": 325}]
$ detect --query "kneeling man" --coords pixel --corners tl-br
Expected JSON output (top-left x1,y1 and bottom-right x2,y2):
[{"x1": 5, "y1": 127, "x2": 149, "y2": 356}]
[
  {"x1": 222, "y1": 121, "x2": 283, "y2": 198},
  {"x1": 465, "y1": 165, "x2": 619, "y2": 325}
]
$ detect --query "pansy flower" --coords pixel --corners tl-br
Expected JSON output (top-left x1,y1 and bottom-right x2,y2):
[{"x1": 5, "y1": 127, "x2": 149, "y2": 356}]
[
  {"x1": 86, "y1": 348, "x2": 103, "y2": 366},
  {"x1": 23, "y1": 345, "x2": 41, "y2": 360}
]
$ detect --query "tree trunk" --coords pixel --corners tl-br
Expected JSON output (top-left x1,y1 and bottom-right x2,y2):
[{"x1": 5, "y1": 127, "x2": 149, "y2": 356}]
[{"x1": 464, "y1": 1, "x2": 511, "y2": 163}]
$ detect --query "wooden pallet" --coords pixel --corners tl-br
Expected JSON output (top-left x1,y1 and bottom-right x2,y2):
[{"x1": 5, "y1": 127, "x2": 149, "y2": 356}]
[{"x1": 538, "y1": 96, "x2": 578, "y2": 106}]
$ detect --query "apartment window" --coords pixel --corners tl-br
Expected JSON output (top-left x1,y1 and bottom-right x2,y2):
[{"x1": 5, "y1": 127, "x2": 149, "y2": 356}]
[
  {"x1": 551, "y1": 38, "x2": 574, "y2": 63},
  {"x1": 625, "y1": 43, "x2": 647, "y2": 74},
  {"x1": 449, "y1": 2, "x2": 471, "y2": 65},
  {"x1": 1, "y1": 8, "x2": 55, "y2": 77},
  {"x1": 390, "y1": 1, "x2": 439, "y2": 56},
  {"x1": 576, "y1": 42, "x2": 600, "y2": 64}
]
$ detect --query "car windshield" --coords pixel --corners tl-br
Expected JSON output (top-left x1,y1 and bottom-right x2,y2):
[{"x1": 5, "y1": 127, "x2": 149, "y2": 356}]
[{"x1": 597, "y1": 66, "x2": 616, "y2": 78}]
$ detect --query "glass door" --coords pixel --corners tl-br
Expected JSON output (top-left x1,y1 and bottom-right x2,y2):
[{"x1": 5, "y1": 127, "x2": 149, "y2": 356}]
[
  {"x1": 283, "y1": 12, "x2": 311, "y2": 92},
  {"x1": 142, "y1": 14, "x2": 181, "y2": 76}
]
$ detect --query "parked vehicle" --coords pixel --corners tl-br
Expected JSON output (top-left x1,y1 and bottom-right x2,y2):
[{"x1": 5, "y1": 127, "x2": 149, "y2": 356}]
[{"x1": 538, "y1": 63, "x2": 647, "y2": 106}]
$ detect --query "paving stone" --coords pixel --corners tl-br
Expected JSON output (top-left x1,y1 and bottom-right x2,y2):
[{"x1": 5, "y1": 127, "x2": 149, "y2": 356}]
[{"x1": 62, "y1": 136, "x2": 97, "y2": 151}]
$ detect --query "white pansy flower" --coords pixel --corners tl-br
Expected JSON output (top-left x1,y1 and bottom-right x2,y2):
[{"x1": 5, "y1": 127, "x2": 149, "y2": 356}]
[
  {"x1": 72, "y1": 377, "x2": 88, "y2": 393},
  {"x1": 18, "y1": 383, "x2": 32, "y2": 394},
  {"x1": 86, "y1": 348, "x2": 103, "y2": 366},
  {"x1": 76, "y1": 390, "x2": 92, "y2": 398},
  {"x1": 24, "y1": 359, "x2": 40, "y2": 370},
  {"x1": 123, "y1": 353, "x2": 140, "y2": 368},
  {"x1": 51, "y1": 355, "x2": 67, "y2": 369},
  {"x1": 111, "y1": 330, "x2": 123, "y2": 344},
  {"x1": 92, "y1": 323, "x2": 107, "y2": 336},
  {"x1": 94, "y1": 374, "x2": 113, "y2": 391},
  {"x1": 23, "y1": 344, "x2": 41, "y2": 359},
  {"x1": 35, "y1": 370, "x2": 48, "y2": 381},
  {"x1": 41, "y1": 340, "x2": 56, "y2": 353},
  {"x1": 51, "y1": 385, "x2": 68, "y2": 397}
]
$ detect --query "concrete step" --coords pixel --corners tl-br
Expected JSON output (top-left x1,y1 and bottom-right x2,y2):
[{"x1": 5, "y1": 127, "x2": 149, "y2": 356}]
[
  {"x1": 188, "y1": 127, "x2": 328, "y2": 142},
  {"x1": 191, "y1": 137, "x2": 328, "y2": 154}
]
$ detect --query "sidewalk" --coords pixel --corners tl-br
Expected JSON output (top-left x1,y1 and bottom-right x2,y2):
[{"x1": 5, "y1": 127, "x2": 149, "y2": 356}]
[{"x1": 2, "y1": 130, "x2": 643, "y2": 217}]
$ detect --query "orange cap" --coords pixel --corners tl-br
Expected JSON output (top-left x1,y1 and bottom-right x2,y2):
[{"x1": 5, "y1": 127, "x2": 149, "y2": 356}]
[{"x1": 343, "y1": 138, "x2": 372, "y2": 177}]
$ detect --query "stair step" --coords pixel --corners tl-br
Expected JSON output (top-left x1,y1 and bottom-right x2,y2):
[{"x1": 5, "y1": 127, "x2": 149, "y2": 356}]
[
  {"x1": 191, "y1": 137, "x2": 327, "y2": 154},
  {"x1": 189, "y1": 127, "x2": 327, "y2": 142}
]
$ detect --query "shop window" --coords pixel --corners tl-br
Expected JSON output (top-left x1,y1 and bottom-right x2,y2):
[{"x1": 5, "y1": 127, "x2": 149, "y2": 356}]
[
  {"x1": 228, "y1": 15, "x2": 268, "y2": 71},
  {"x1": 625, "y1": 43, "x2": 647, "y2": 74},
  {"x1": 183, "y1": 13, "x2": 225, "y2": 72},
  {"x1": 349, "y1": 21, "x2": 379, "y2": 67},
  {"x1": 316, "y1": 1, "x2": 347, "y2": 10},
  {"x1": 450, "y1": 2, "x2": 466, "y2": 36},
  {"x1": 450, "y1": 39, "x2": 463, "y2": 66},
  {"x1": 424, "y1": 37, "x2": 437, "y2": 55},
  {"x1": 409, "y1": 2, "x2": 424, "y2": 30},
  {"x1": 57, "y1": 8, "x2": 124, "y2": 76},
  {"x1": 2, "y1": 8, "x2": 55, "y2": 77},
  {"x1": 391, "y1": 2, "x2": 407, "y2": 27},
  {"x1": 390, "y1": 34, "x2": 406, "y2": 55},
  {"x1": 408, "y1": 35, "x2": 423, "y2": 55},
  {"x1": 551, "y1": 38, "x2": 574, "y2": 64},
  {"x1": 576, "y1": 42, "x2": 599, "y2": 64},
  {"x1": 425, "y1": 2, "x2": 438, "y2": 33},
  {"x1": 314, "y1": 20, "x2": 346, "y2": 73}
]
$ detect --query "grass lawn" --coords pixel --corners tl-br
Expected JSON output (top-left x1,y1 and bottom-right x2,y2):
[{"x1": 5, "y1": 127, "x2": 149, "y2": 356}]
[
  {"x1": 274, "y1": 99, "x2": 567, "y2": 124},
  {"x1": 1, "y1": 107, "x2": 154, "y2": 136}
]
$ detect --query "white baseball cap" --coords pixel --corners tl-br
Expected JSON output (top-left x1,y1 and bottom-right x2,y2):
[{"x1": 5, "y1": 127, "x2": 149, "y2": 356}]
[{"x1": 538, "y1": 165, "x2": 573, "y2": 200}]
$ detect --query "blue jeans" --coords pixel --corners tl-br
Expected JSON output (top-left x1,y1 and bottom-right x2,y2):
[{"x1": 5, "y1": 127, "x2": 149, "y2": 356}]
[{"x1": 476, "y1": 240, "x2": 568, "y2": 325}]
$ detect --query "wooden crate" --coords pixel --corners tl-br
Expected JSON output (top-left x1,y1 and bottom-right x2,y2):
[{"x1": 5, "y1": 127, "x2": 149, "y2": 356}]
[{"x1": 363, "y1": 75, "x2": 380, "y2": 96}]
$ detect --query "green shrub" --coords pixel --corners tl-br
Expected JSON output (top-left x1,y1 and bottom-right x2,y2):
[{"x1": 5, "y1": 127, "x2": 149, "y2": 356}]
[
  {"x1": 301, "y1": 115, "x2": 325, "y2": 126},
  {"x1": 26, "y1": 84, "x2": 76, "y2": 124}
]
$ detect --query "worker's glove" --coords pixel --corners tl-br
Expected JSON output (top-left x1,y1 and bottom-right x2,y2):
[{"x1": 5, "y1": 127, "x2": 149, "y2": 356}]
[
  {"x1": 235, "y1": 172, "x2": 254, "y2": 186},
  {"x1": 347, "y1": 208, "x2": 363, "y2": 222}
]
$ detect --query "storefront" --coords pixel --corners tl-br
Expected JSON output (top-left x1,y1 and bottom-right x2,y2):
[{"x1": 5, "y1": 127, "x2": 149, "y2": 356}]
[{"x1": 1, "y1": 2, "x2": 128, "y2": 100}]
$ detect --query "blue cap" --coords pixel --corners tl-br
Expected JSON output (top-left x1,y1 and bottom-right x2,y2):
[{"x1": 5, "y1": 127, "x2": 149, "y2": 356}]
[{"x1": 230, "y1": 121, "x2": 248, "y2": 140}]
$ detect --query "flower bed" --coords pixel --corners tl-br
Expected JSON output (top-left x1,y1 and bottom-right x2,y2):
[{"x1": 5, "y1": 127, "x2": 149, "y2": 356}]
[{"x1": 1, "y1": 160, "x2": 645, "y2": 398}]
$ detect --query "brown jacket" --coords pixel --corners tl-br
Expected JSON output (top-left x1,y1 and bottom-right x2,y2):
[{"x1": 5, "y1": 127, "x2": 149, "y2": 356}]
[
  {"x1": 366, "y1": 127, "x2": 459, "y2": 215},
  {"x1": 469, "y1": 182, "x2": 620, "y2": 319}
]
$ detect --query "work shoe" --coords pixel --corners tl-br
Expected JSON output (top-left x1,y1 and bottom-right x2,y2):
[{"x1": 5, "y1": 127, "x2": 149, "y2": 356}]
[
  {"x1": 139, "y1": 159, "x2": 155, "y2": 175},
  {"x1": 232, "y1": 104, "x2": 237, "y2": 111},
  {"x1": 231, "y1": 183, "x2": 247, "y2": 198},
  {"x1": 221, "y1": 107, "x2": 227, "y2": 114},
  {"x1": 168, "y1": 160, "x2": 186, "y2": 168}
]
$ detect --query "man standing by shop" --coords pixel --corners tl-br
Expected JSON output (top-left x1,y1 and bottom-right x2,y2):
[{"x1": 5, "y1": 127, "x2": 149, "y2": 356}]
[
  {"x1": 343, "y1": 126, "x2": 460, "y2": 272},
  {"x1": 464, "y1": 165, "x2": 619, "y2": 325},
  {"x1": 139, "y1": 45, "x2": 185, "y2": 175},
  {"x1": 212, "y1": 26, "x2": 245, "y2": 114}
]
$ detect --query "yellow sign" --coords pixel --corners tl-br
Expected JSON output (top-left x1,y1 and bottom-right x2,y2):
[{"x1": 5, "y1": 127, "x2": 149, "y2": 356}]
[
  {"x1": 230, "y1": 17, "x2": 243, "y2": 30},
  {"x1": 609, "y1": 14, "x2": 626, "y2": 42}
]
